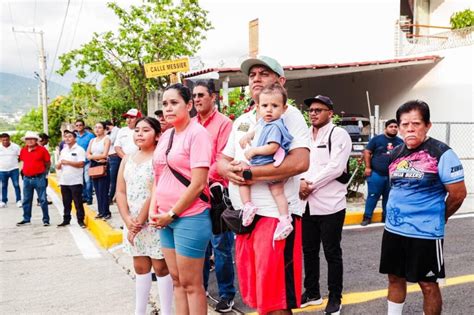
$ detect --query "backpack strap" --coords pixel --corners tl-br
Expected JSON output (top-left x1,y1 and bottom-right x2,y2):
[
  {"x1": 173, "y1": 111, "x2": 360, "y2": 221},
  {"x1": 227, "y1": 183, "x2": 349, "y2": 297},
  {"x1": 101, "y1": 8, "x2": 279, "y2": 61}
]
[{"x1": 165, "y1": 128, "x2": 209, "y2": 203}]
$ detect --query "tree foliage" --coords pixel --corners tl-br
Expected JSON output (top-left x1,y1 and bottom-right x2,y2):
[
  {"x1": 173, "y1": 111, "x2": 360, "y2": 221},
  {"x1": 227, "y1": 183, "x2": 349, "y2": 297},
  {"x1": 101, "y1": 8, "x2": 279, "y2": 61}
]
[{"x1": 57, "y1": 0, "x2": 213, "y2": 111}]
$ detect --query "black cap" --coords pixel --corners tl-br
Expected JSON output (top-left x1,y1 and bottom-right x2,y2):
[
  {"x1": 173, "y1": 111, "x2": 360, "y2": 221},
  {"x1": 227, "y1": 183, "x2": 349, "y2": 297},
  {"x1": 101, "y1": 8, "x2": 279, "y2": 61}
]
[{"x1": 304, "y1": 95, "x2": 334, "y2": 110}]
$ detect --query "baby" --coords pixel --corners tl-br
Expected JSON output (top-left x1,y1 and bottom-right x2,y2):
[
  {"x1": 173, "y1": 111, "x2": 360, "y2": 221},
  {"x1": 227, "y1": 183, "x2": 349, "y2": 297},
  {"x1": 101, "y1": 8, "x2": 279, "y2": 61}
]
[{"x1": 239, "y1": 83, "x2": 294, "y2": 241}]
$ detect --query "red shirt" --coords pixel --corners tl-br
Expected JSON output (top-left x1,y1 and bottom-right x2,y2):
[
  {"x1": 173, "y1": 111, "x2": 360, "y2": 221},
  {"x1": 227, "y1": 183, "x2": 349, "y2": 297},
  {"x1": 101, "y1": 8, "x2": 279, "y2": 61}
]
[
  {"x1": 193, "y1": 108, "x2": 232, "y2": 186},
  {"x1": 19, "y1": 145, "x2": 51, "y2": 176}
]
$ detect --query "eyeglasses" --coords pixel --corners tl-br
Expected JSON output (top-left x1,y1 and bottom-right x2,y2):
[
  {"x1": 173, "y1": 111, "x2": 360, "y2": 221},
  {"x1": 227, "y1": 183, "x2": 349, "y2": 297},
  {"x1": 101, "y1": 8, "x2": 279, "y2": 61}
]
[
  {"x1": 192, "y1": 93, "x2": 206, "y2": 99},
  {"x1": 307, "y1": 108, "x2": 330, "y2": 114}
]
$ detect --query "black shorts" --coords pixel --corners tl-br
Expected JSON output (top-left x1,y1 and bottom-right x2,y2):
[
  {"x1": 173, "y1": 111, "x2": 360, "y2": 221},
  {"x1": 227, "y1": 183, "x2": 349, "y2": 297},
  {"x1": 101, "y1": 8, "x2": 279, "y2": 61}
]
[{"x1": 379, "y1": 230, "x2": 445, "y2": 283}]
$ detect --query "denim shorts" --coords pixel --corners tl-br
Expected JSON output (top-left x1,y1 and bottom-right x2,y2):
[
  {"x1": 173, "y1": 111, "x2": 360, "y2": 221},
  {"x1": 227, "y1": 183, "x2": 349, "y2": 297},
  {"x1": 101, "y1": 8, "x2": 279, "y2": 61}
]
[{"x1": 159, "y1": 209, "x2": 212, "y2": 258}]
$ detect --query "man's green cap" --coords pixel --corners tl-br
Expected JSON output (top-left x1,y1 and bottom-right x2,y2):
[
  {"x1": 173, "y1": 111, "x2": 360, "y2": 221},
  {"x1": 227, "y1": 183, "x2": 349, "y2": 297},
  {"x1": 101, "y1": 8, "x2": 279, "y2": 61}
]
[{"x1": 240, "y1": 55, "x2": 285, "y2": 77}]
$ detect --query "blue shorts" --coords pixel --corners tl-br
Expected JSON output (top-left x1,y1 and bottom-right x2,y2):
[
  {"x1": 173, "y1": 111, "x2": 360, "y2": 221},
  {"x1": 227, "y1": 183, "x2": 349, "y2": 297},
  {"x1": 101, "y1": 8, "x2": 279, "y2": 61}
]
[{"x1": 159, "y1": 209, "x2": 212, "y2": 258}]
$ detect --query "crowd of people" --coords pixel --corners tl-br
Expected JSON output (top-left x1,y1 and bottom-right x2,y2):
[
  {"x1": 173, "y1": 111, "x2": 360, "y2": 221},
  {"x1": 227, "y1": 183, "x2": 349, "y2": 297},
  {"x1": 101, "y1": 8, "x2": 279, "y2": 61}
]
[{"x1": 0, "y1": 55, "x2": 467, "y2": 315}]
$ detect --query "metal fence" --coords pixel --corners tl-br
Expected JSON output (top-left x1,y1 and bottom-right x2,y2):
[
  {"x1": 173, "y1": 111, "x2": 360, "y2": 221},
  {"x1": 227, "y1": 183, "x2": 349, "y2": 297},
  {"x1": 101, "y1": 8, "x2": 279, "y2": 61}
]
[{"x1": 429, "y1": 122, "x2": 474, "y2": 193}]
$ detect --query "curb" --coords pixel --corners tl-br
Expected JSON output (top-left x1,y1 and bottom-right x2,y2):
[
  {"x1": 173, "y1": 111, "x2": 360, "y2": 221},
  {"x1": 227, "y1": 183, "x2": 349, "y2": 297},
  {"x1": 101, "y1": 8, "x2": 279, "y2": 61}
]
[
  {"x1": 344, "y1": 208, "x2": 382, "y2": 225},
  {"x1": 48, "y1": 175, "x2": 122, "y2": 248}
]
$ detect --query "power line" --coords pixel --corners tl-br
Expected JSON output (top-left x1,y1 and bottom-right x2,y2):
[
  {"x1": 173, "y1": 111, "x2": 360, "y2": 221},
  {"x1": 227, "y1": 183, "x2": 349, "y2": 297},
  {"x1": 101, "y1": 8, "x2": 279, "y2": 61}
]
[
  {"x1": 48, "y1": 0, "x2": 71, "y2": 81},
  {"x1": 69, "y1": 0, "x2": 84, "y2": 51},
  {"x1": 8, "y1": 2, "x2": 27, "y2": 78}
]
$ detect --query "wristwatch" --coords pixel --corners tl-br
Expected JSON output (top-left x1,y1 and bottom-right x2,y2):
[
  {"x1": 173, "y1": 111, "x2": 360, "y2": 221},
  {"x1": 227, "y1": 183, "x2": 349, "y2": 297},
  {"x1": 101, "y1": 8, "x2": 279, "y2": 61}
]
[
  {"x1": 243, "y1": 168, "x2": 253, "y2": 180},
  {"x1": 168, "y1": 210, "x2": 179, "y2": 220}
]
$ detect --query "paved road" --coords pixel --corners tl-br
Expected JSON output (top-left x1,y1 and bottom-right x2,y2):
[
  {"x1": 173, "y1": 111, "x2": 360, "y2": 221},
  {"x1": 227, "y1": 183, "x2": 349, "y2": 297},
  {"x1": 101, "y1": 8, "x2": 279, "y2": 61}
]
[
  {"x1": 206, "y1": 214, "x2": 474, "y2": 314},
  {"x1": 0, "y1": 188, "x2": 136, "y2": 315}
]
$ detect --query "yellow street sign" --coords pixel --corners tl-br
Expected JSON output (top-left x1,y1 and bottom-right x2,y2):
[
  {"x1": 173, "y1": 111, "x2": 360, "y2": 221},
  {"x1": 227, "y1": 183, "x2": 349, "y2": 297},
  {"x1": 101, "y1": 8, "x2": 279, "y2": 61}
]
[{"x1": 144, "y1": 57, "x2": 190, "y2": 78}]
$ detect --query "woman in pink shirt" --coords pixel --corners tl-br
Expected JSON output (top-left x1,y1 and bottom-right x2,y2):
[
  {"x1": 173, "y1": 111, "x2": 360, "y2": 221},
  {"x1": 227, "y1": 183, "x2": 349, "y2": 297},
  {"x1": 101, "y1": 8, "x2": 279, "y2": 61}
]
[{"x1": 149, "y1": 83, "x2": 212, "y2": 314}]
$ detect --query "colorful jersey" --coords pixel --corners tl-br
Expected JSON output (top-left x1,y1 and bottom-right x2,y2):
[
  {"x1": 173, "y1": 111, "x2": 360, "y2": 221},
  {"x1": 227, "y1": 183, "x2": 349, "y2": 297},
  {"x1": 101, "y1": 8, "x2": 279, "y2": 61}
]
[{"x1": 385, "y1": 137, "x2": 464, "y2": 239}]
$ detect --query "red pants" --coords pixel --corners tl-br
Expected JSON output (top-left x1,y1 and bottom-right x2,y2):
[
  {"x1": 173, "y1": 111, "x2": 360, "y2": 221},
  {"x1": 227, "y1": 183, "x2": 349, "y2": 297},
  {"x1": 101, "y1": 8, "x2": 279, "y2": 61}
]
[{"x1": 236, "y1": 216, "x2": 302, "y2": 314}]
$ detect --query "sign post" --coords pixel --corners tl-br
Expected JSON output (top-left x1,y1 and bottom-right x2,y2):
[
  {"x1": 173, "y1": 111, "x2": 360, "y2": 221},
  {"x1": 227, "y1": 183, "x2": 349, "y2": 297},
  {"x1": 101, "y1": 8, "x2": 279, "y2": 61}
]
[{"x1": 144, "y1": 57, "x2": 190, "y2": 79}]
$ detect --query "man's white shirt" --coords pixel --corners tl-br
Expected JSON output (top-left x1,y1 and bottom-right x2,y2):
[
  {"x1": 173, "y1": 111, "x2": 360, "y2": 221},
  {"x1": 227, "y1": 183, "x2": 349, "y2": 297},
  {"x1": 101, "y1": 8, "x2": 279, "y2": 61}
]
[
  {"x1": 114, "y1": 127, "x2": 138, "y2": 156},
  {"x1": 302, "y1": 122, "x2": 352, "y2": 215},
  {"x1": 108, "y1": 126, "x2": 120, "y2": 155},
  {"x1": 0, "y1": 142, "x2": 21, "y2": 171},
  {"x1": 222, "y1": 105, "x2": 310, "y2": 218},
  {"x1": 58, "y1": 143, "x2": 86, "y2": 186}
]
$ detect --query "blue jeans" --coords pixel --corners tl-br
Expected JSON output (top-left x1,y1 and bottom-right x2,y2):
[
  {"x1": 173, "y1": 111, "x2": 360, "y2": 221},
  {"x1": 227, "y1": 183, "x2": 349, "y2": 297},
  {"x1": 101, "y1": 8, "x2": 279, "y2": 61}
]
[
  {"x1": 91, "y1": 162, "x2": 110, "y2": 217},
  {"x1": 107, "y1": 155, "x2": 121, "y2": 202},
  {"x1": 82, "y1": 162, "x2": 93, "y2": 203},
  {"x1": 0, "y1": 169, "x2": 21, "y2": 203},
  {"x1": 203, "y1": 231, "x2": 236, "y2": 300},
  {"x1": 364, "y1": 171, "x2": 390, "y2": 220},
  {"x1": 22, "y1": 174, "x2": 49, "y2": 223}
]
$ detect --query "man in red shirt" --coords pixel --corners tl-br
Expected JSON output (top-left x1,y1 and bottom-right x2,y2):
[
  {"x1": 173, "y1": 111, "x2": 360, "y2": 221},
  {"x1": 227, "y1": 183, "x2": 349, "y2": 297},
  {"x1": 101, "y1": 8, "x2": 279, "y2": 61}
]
[{"x1": 17, "y1": 131, "x2": 51, "y2": 226}]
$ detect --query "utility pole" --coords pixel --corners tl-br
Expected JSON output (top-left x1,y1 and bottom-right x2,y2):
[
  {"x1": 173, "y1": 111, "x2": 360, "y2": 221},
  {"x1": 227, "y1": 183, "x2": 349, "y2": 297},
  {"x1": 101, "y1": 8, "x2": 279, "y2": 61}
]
[{"x1": 13, "y1": 28, "x2": 48, "y2": 134}]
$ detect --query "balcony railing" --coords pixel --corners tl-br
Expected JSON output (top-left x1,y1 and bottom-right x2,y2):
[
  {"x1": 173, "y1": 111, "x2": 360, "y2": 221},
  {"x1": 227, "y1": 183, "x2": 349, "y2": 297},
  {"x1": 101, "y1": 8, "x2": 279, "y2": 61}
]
[{"x1": 395, "y1": 21, "x2": 474, "y2": 56}]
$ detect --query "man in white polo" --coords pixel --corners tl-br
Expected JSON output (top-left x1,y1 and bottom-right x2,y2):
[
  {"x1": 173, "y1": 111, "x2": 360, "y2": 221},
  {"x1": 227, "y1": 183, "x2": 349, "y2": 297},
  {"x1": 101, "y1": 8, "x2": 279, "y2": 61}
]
[
  {"x1": 56, "y1": 130, "x2": 86, "y2": 228},
  {"x1": 0, "y1": 133, "x2": 22, "y2": 208},
  {"x1": 114, "y1": 108, "x2": 141, "y2": 158}
]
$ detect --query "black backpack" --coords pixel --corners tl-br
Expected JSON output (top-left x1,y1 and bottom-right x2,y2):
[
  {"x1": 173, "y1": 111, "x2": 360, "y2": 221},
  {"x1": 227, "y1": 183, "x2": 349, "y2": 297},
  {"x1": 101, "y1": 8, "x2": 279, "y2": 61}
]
[{"x1": 328, "y1": 126, "x2": 351, "y2": 184}]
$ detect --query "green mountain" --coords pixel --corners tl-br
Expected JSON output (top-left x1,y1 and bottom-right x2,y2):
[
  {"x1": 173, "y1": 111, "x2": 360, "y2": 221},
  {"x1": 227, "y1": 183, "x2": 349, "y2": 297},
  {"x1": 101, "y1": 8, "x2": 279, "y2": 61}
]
[{"x1": 0, "y1": 72, "x2": 70, "y2": 114}]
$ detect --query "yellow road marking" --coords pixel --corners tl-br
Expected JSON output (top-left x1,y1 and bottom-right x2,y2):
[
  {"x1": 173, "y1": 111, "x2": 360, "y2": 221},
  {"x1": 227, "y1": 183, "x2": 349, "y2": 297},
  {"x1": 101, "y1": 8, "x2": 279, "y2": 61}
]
[{"x1": 245, "y1": 274, "x2": 474, "y2": 314}]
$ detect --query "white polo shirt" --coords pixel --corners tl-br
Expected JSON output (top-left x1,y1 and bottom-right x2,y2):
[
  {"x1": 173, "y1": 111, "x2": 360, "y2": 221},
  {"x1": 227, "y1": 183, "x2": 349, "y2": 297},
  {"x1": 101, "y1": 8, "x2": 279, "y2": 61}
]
[
  {"x1": 114, "y1": 127, "x2": 138, "y2": 156},
  {"x1": 58, "y1": 143, "x2": 86, "y2": 186},
  {"x1": 0, "y1": 142, "x2": 21, "y2": 171},
  {"x1": 222, "y1": 105, "x2": 310, "y2": 218}
]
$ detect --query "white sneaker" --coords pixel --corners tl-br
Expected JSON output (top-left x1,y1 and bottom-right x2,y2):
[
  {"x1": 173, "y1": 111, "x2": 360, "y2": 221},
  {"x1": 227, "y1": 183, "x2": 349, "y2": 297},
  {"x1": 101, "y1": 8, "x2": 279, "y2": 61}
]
[
  {"x1": 0, "y1": 202, "x2": 6, "y2": 208},
  {"x1": 16, "y1": 201, "x2": 22, "y2": 208}
]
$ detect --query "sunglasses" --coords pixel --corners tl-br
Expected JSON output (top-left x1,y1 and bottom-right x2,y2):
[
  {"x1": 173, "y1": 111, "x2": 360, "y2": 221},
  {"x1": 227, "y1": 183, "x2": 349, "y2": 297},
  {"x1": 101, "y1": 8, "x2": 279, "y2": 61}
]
[
  {"x1": 192, "y1": 93, "x2": 206, "y2": 99},
  {"x1": 307, "y1": 108, "x2": 330, "y2": 114}
]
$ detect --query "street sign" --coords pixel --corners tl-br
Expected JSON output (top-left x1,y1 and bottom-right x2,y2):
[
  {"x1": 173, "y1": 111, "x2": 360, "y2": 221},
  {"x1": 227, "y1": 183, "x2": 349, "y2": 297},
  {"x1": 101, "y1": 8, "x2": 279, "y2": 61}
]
[{"x1": 144, "y1": 57, "x2": 190, "y2": 78}]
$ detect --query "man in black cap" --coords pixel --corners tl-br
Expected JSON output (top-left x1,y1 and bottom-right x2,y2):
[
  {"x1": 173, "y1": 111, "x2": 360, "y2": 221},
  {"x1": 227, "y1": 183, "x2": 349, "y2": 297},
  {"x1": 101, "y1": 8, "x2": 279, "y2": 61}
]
[{"x1": 299, "y1": 95, "x2": 352, "y2": 315}]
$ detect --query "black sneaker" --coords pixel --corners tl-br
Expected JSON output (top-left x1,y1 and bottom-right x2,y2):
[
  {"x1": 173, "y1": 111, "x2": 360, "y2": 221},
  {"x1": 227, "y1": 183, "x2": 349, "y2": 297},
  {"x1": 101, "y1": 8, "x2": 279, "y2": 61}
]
[
  {"x1": 360, "y1": 217, "x2": 371, "y2": 226},
  {"x1": 325, "y1": 296, "x2": 341, "y2": 315},
  {"x1": 57, "y1": 222, "x2": 70, "y2": 227},
  {"x1": 215, "y1": 298, "x2": 234, "y2": 313},
  {"x1": 102, "y1": 214, "x2": 112, "y2": 220},
  {"x1": 95, "y1": 214, "x2": 104, "y2": 219},
  {"x1": 78, "y1": 222, "x2": 86, "y2": 229},
  {"x1": 16, "y1": 220, "x2": 31, "y2": 226},
  {"x1": 43, "y1": 222, "x2": 50, "y2": 226},
  {"x1": 301, "y1": 292, "x2": 323, "y2": 308}
]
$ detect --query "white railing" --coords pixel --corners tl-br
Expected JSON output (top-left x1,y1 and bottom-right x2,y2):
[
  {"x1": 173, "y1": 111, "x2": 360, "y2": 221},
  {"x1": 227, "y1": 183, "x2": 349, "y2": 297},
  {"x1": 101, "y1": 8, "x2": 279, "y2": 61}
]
[{"x1": 395, "y1": 21, "x2": 474, "y2": 56}]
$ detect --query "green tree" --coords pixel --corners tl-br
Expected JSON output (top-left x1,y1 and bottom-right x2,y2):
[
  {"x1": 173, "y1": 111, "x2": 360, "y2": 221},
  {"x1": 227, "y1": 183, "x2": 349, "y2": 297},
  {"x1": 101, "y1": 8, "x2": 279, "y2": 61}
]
[{"x1": 58, "y1": 0, "x2": 213, "y2": 111}]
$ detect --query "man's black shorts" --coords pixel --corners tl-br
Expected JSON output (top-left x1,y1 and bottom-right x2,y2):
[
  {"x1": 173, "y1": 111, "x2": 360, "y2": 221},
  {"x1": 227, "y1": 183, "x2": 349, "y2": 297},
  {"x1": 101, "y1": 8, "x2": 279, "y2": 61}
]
[{"x1": 379, "y1": 229, "x2": 445, "y2": 283}]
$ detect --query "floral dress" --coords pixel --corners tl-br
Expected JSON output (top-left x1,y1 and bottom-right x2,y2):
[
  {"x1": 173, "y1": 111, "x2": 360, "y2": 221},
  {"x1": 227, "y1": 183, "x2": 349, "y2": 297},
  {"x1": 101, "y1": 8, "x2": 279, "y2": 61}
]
[{"x1": 123, "y1": 153, "x2": 164, "y2": 259}]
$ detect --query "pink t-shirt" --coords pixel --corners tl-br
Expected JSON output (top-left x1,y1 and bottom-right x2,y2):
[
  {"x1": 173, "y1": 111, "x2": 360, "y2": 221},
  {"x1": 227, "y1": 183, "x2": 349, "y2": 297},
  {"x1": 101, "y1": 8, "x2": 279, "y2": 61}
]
[
  {"x1": 153, "y1": 120, "x2": 212, "y2": 217},
  {"x1": 192, "y1": 108, "x2": 232, "y2": 186}
]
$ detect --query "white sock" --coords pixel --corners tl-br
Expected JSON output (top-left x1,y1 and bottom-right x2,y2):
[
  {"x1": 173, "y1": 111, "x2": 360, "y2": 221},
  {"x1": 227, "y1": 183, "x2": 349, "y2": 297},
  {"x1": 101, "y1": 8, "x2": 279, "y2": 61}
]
[
  {"x1": 157, "y1": 274, "x2": 174, "y2": 315},
  {"x1": 387, "y1": 300, "x2": 405, "y2": 315},
  {"x1": 135, "y1": 272, "x2": 152, "y2": 315}
]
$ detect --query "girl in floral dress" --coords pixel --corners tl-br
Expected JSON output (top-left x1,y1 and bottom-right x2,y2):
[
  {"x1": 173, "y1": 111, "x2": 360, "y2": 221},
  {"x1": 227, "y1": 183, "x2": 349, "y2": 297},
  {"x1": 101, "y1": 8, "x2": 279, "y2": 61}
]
[{"x1": 116, "y1": 117, "x2": 173, "y2": 315}]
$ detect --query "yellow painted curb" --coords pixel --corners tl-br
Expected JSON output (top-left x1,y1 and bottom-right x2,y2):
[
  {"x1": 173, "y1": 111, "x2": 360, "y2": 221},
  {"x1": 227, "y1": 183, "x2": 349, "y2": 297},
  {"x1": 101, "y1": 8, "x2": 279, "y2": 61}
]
[
  {"x1": 344, "y1": 208, "x2": 382, "y2": 225},
  {"x1": 49, "y1": 175, "x2": 122, "y2": 248},
  {"x1": 246, "y1": 274, "x2": 474, "y2": 314}
]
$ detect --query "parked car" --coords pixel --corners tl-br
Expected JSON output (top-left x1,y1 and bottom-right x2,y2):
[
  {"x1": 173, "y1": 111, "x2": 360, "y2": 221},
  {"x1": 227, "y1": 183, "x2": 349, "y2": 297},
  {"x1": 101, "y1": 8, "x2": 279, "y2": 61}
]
[{"x1": 339, "y1": 114, "x2": 371, "y2": 155}]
